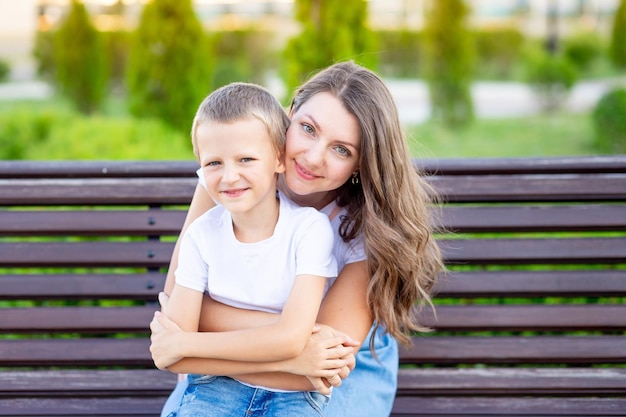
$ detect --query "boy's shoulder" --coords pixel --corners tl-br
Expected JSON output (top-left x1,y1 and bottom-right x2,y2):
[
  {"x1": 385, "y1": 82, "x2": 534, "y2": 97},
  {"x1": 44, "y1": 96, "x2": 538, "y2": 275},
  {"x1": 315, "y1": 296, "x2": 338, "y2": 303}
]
[
  {"x1": 188, "y1": 203, "x2": 226, "y2": 232},
  {"x1": 278, "y1": 192, "x2": 330, "y2": 226}
]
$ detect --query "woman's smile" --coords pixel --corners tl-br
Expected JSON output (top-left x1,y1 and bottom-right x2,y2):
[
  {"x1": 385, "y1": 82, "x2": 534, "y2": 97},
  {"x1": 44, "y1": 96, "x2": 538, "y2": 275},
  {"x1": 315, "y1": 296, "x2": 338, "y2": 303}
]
[{"x1": 294, "y1": 161, "x2": 322, "y2": 180}]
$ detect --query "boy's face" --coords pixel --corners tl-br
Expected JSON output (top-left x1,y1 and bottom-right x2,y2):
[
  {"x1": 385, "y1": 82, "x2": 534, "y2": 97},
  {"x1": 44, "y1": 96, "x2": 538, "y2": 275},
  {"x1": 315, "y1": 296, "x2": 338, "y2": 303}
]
[{"x1": 196, "y1": 118, "x2": 285, "y2": 216}]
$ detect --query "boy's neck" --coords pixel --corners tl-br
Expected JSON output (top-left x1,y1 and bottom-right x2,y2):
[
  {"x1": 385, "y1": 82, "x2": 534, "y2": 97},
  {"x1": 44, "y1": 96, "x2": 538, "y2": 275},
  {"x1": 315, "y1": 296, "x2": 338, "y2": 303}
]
[{"x1": 231, "y1": 195, "x2": 280, "y2": 243}]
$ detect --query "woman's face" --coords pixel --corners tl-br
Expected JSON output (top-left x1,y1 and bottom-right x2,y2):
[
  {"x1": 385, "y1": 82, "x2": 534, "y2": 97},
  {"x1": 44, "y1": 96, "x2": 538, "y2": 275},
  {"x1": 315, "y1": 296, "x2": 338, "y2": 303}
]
[{"x1": 282, "y1": 92, "x2": 361, "y2": 209}]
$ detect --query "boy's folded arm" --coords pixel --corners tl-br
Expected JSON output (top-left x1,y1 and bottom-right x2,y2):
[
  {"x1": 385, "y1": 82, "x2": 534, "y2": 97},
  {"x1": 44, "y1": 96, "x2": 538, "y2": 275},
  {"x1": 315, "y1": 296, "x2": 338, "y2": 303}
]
[{"x1": 184, "y1": 274, "x2": 327, "y2": 362}]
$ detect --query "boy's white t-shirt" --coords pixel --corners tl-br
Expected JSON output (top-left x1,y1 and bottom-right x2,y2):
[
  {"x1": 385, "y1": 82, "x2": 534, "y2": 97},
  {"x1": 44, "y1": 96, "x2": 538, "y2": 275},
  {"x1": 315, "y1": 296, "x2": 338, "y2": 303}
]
[
  {"x1": 175, "y1": 190, "x2": 337, "y2": 313},
  {"x1": 195, "y1": 168, "x2": 366, "y2": 274}
]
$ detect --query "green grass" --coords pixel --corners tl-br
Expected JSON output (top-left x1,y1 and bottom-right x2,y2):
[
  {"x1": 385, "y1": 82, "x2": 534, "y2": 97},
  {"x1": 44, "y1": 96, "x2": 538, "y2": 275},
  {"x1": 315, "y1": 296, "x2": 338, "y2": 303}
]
[
  {"x1": 407, "y1": 111, "x2": 598, "y2": 158},
  {"x1": 0, "y1": 96, "x2": 603, "y2": 160}
]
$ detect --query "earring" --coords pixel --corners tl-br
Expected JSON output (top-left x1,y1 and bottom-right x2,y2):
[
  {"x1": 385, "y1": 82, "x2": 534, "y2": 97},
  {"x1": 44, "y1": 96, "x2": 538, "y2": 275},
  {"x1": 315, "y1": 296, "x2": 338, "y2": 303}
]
[{"x1": 351, "y1": 171, "x2": 360, "y2": 185}]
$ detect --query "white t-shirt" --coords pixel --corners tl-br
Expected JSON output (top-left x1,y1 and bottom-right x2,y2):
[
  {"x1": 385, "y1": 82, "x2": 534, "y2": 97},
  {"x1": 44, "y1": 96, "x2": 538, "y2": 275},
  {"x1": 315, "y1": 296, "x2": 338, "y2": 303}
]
[
  {"x1": 196, "y1": 168, "x2": 366, "y2": 272},
  {"x1": 175, "y1": 191, "x2": 337, "y2": 313},
  {"x1": 319, "y1": 200, "x2": 366, "y2": 283}
]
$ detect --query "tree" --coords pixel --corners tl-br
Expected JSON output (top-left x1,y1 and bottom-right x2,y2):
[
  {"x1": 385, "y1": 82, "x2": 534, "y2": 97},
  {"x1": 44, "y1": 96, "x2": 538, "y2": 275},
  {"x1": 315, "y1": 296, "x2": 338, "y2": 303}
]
[
  {"x1": 53, "y1": 0, "x2": 108, "y2": 114},
  {"x1": 610, "y1": 0, "x2": 626, "y2": 69},
  {"x1": 126, "y1": 0, "x2": 212, "y2": 133},
  {"x1": 423, "y1": 0, "x2": 475, "y2": 128},
  {"x1": 283, "y1": 0, "x2": 377, "y2": 97}
]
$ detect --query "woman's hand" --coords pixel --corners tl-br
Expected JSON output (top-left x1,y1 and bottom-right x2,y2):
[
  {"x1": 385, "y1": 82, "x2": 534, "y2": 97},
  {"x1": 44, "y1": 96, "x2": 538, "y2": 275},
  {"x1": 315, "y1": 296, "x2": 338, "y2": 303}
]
[{"x1": 150, "y1": 311, "x2": 185, "y2": 370}]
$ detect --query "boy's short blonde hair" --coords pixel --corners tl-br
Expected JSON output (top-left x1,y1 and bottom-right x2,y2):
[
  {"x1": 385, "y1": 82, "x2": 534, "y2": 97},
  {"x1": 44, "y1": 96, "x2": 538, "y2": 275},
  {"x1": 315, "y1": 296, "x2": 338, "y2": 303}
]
[{"x1": 191, "y1": 82, "x2": 290, "y2": 160}]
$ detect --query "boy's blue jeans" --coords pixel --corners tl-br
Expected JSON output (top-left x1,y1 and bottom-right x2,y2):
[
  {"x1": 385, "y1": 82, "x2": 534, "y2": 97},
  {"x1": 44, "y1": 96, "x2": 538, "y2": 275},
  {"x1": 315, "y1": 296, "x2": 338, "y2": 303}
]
[
  {"x1": 161, "y1": 325, "x2": 398, "y2": 417},
  {"x1": 168, "y1": 375, "x2": 328, "y2": 417}
]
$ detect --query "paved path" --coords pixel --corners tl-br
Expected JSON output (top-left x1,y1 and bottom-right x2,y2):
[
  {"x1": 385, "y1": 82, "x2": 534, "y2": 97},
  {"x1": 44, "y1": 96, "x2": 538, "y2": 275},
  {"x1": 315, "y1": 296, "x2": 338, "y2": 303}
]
[
  {"x1": 1, "y1": 77, "x2": 624, "y2": 125},
  {"x1": 386, "y1": 77, "x2": 625, "y2": 124}
]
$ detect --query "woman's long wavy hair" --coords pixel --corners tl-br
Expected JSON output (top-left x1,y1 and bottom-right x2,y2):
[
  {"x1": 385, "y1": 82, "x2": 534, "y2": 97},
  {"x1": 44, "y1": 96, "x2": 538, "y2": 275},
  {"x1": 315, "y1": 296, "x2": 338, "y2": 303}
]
[{"x1": 290, "y1": 61, "x2": 444, "y2": 348}]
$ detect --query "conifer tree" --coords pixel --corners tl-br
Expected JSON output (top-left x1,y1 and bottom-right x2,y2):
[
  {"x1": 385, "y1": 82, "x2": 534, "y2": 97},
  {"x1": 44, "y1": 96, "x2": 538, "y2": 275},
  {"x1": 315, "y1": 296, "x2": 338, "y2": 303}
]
[
  {"x1": 54, "y1": 0, "x2": 107, "y2": 114},
  {"x1": 283, "y1": 0, "x2": 377, "y2": 96},
  {"x1": 424, "y1": 0, "x2": 475, "y2": 128},
  {"x1": 126, "y1": 0, "x2": 212, "y2": 133},
  {"x1": 610, "y1": 0, "x2": 626, "y2": 69}
]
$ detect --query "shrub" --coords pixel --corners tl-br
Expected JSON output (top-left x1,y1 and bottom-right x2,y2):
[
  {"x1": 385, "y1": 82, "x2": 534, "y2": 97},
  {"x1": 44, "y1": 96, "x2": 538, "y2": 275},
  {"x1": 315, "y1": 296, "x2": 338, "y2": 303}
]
[
  {"x1": 209, "y1": 29, "x2": 278, "y2": 90},
  {"x1": 102, "y1": 30, "x2": 131, "y2": 93},
  {"x1": 523, "y1": 46, "x2": 578, "y2": 111},
  {"x1": 53, "y1": 0, "x2": 108, "y2": 114},
  {"x1": 474, "y1": 27, "x2": 524, "y2": 79},
  {"x1": 283, "y1": 0, "x2": 377, "y2": 96},
  {"x1": 423, "y1": 0, "x2": 475, "y2": 128},
  {"x1": 375, "y1": 30, "x2": 424, "y2": 78},
  {"x1": 563, "y1": 31, "x2": 604, "y2": 72},
  {"x1": 0, "y1": 59, "x2": 9, "y2": 82},
  {"x1": 32, "y1": 30, "x2": 55, "y2": 81},
  {"x1": 26, "y1": 115, "x2": 190, "y2": 160},
  {"x1": 592, "y1": 87, "x2": 626, "y2": 153},
  {"x1": 0, "y1": 106, "x2": 69, "y2": 159},
  {"x1": 126, "y1": 0, "x2": 212, "y2": 134},
  {"x1": 610, "y1": 0, "x2": 626, "y2": 69}
]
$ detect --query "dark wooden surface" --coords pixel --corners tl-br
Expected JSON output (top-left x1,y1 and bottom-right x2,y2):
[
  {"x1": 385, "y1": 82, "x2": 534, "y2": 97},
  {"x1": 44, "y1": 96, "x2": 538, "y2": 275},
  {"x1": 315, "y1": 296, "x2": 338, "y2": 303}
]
[{"x1": 1, "y1": 156, "x2": 625, "y2": 417}]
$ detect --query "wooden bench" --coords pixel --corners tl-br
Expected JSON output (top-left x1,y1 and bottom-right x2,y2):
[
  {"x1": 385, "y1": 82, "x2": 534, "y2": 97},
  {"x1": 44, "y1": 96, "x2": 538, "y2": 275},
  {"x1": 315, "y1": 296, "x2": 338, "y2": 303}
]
[{"x1": 1, "y1": 156, "x2": 625, "y2": 416}]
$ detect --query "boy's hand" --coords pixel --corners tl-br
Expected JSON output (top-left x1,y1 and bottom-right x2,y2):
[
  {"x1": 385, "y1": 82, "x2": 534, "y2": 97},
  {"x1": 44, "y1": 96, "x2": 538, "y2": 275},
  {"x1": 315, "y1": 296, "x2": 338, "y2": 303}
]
[{"x1": 149, "y1": 311, "x2": 184, "y2": 370}]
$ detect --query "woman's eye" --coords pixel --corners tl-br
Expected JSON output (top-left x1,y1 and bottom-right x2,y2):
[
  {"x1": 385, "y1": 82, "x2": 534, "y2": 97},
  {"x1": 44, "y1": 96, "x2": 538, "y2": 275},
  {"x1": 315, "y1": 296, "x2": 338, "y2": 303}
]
[
  {"x1": 335, "y1": 146, "x2": 350, "y2": 157},
  {"x1": 302, "y1": 123, "x2": 314, "y2": 135}
]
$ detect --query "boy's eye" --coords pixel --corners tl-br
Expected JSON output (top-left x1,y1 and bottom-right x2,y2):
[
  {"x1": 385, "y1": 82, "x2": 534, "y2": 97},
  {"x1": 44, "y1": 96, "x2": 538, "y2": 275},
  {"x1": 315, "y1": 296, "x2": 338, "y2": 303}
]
[
  {"x1": 240, "y1": 157, "x2": 255, "y2": 163},
  {"x1": 206, "y1": 161, "x2": 221, "y2": 167}
]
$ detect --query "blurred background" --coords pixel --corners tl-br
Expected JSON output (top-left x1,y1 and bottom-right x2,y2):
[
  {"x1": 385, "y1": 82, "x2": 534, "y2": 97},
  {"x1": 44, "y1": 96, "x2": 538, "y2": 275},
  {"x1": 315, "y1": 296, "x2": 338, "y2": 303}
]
[{"x1": 0, "y1": 0, "x2": 625, "y2": 160}]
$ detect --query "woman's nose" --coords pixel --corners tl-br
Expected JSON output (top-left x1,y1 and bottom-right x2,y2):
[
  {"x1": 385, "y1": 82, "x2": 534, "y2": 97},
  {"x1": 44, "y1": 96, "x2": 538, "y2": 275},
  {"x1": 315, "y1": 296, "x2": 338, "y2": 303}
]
[{"x1": 303, "y1": 142, "x2": 324, "y2": 167}]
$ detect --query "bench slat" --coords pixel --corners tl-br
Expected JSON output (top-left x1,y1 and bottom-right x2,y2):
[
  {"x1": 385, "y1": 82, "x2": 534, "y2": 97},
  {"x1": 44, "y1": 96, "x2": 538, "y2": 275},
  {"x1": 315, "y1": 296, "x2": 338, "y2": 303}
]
[
  {"x1": 3, "y1": 205, "x2": 625, "y2": 236},
  {"x1": 3, "y1": 305, "x2": 624, "y2": 334},
  {"x1": 440, "y1": 204, "x2": 626, "y2": 232},
  {"x1": 0, "y1": 398, "x2": 166, "y2": 416},
  {"x1": 0, "y1": 241, "x2": 175, "y2": 267},
  {"x1": 0, "y1": 178, "x2": 196, "y2": 206},
  {"x1": 0, "y1": 273, "x2": 165, "y2": 300},
  {"x1": 401, "y1": 336, "x2": 626, "y2": 365},
  {"x1": 0, "y1": 369, "x2": 175, "y2": 396},
  {"x1": 0, "y1": 210, "x2": 186, "y2": 236},
  {"x1": 0, "y1": 338, "x2": 154, "y2": 367},
  {"x1": 431, "y1": 173, "x2": 626, "y2": 203},
  {"x1": 3, "y1": 174, "x2": 626, "y2": 207},
  {"x1": 2, "y1": 270, "x2": 622, "y2": 301},
  {"x1": 418, "y1": 304, "x2": 626, "y2": 331},
  {"x1": 396, "y1": 367, "x2": 626, "y2": 395},
  {"x1": 391, "y1": 396, "x2": 626, "y2": 416},
  {"x1": 2, "y1": 306, "x2": 154, "y2": 333},
  {"x1": 435, "y1": 270, "x2": 626, "y2": 298},
  {"x1": 3, "y1": 156, "x2": 626, "y2": 178},
  {"x1": 440, "y1": 237, "x2": 626, "y2": 264},
  {"x1": 3, "y1": 237, "x2": 625, "y2": 268},
  {"x1": 1, "y1": 336, "x2": 624, "y2": 367}
]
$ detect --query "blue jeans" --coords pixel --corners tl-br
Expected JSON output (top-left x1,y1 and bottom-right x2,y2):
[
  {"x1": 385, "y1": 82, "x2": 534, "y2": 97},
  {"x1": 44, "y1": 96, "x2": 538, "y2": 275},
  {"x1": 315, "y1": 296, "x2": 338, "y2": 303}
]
[
  {"x1": 168, "y1": 375, "x2": 328, "y2": 417},
  {"x1": 161, "y1": 325, "x2": 398, "y2": 417}
]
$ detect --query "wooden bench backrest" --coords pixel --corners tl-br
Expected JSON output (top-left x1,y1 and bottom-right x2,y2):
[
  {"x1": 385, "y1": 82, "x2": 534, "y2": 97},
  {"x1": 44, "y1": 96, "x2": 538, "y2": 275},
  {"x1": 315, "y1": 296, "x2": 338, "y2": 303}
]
[{"x1": 1, "y1": 157, "x2": 625, "y2": 378}]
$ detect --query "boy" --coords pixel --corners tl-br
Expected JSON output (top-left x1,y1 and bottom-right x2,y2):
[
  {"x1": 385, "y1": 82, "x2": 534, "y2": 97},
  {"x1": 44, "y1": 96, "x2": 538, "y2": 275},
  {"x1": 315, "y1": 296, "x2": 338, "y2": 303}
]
[{"x1": 161, "y1": 82, "x2": 337, "y2": 416}]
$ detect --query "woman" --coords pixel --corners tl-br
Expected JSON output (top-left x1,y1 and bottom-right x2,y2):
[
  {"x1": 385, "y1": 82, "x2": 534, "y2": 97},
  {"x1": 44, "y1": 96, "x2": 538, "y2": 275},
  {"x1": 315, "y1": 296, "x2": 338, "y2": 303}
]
[{"x1": 152, "y1": 61, "x2": 443, "y2": 416}]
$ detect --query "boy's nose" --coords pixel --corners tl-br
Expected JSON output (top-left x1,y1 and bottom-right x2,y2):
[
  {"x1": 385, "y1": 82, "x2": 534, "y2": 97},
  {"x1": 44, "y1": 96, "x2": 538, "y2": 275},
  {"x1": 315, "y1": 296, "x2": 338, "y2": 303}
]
[{"x1": 222, "y1": 164, "x2": 240, "y2": 183}]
